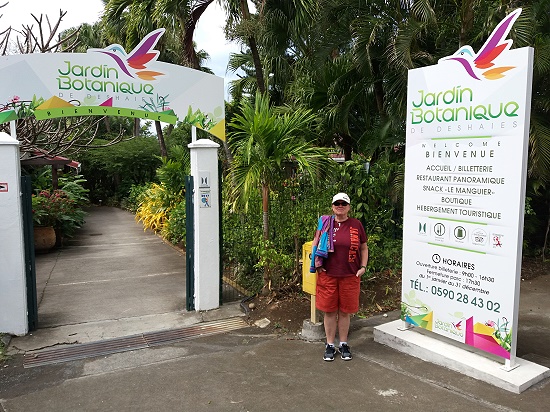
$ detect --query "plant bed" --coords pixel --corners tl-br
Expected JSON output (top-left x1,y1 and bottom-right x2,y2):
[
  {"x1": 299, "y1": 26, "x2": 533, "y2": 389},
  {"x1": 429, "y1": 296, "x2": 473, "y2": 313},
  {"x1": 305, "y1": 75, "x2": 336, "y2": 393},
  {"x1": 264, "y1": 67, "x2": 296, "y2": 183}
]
[
  {"x1": 245, "y1": 269, "x2": 402, "y2": 334},
  {"x1": 245, "y1": 258, "x2": 549, "y2": 335}
]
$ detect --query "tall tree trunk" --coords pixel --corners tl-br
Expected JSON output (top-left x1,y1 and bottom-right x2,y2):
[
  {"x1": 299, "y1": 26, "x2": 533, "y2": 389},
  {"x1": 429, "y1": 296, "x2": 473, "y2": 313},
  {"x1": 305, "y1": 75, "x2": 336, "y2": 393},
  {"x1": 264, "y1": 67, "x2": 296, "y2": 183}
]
[
  {"x1": 183, "y1": 0, "x2": 215, "y2": 69},
  {"x1": 371, "y1": 60, "x2": 385, "y2": 116},
  {"x1": 262, "y1": 183, "x2": 269, "y2": 240},
  {"x1": 166, "y1": 123, "x2": 174, "y2": 137},
  {"x1": 543, "y1": 202, "x2": 550, "y2": 261},
  {"x1": 155, "y1": 120, "x2": 168, "y2": 158},
  {"x1": 336, "y1": 133, "x2": 353, "y2": 161},
  {"x1": 222, "y1": 140, "x2": 233, "y2": 165},
  {"x1": 261, "y1": 183, "x2": 270, "y2": 295},
  {"x1": 249, "y1": 36, "x2": 266, "y2": 94},
  {"x1": 240, "y1": 0, "x2": 266, "y2": 94},
  {"x1": 103, "y1": 117, "x2": 111, "y2": 133},
  {"x1": 133, "y1": 118, "x2": 140, "y2": 137},
  {"x1": 460, "y1": 0, "x2": 475, "y2": 47}
]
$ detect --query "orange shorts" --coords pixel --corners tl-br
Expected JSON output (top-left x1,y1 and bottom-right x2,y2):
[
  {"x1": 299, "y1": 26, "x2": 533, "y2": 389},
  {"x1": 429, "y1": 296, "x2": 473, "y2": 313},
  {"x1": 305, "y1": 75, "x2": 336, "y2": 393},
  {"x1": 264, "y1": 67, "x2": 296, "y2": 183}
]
[{"x1": 315, "y1": 272, "x2": 361, "y2": 314}]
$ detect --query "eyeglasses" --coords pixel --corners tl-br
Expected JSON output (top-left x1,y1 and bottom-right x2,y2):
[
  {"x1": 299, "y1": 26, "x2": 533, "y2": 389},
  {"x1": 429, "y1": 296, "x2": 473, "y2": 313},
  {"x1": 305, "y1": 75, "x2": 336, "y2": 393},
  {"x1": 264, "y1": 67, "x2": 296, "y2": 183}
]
[{"x1": 333, "y1": 201, "x2": 349, "y2": 206}]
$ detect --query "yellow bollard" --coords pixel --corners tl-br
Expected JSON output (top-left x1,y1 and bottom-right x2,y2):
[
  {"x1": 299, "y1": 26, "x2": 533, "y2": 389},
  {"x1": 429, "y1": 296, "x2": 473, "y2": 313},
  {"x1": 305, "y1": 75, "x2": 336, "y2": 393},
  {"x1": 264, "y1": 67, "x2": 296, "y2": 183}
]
[{"x1": 302, "y1": 241, "x2": 319, "y2": 323}]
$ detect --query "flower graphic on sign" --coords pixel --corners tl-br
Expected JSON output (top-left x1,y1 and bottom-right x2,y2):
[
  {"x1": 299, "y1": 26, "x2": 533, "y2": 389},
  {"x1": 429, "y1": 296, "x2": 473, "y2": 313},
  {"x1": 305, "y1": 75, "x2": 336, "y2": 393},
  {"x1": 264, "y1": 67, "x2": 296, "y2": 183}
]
[
  {"x1": 90, "y1": 28, "x2": 165, "y2": 80},
  {"x1": 438, "y1": 9, "x2": 521, "y2": 80}
]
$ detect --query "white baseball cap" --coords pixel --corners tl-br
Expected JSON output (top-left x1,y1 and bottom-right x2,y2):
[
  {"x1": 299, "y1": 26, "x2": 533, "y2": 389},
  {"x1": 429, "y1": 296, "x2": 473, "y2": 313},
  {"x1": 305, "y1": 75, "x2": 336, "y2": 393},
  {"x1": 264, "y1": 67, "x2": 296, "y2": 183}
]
[{"x1": 332, "y1": 192, "x2": 350, "y2": 204}]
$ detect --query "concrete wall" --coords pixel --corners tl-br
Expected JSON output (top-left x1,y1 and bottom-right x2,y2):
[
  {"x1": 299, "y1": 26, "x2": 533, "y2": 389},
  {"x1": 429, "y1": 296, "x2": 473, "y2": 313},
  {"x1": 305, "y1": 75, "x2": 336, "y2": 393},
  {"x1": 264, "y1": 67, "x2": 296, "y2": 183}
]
[{"x1": 0, "y1": 132, "x2": 28, "y2": 335}]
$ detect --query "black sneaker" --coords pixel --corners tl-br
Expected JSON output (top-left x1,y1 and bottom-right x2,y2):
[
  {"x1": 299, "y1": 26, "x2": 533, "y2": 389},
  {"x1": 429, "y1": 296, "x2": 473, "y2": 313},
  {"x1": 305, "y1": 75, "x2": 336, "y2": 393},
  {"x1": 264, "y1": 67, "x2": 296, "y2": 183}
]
[
  {"x1": 340, "y1": 344, "x2": 352, "y2": 360},
  {"x1": 323, "y1": 344, "x2": 336, "y2": 361}
]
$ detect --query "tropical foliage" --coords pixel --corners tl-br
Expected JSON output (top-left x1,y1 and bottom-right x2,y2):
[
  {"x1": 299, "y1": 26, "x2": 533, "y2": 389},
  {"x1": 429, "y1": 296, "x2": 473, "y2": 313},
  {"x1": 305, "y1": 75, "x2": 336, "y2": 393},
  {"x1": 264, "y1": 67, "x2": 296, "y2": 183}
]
[
  {"x1": 95, "y1": 1, "x2": 550, "y2": 292},
  {"x1": 8, "y1": 1, "x2": 550, "y2": 292},
  {"x1": 134, "y1": 142, "x2": 190, "y2": 243}
]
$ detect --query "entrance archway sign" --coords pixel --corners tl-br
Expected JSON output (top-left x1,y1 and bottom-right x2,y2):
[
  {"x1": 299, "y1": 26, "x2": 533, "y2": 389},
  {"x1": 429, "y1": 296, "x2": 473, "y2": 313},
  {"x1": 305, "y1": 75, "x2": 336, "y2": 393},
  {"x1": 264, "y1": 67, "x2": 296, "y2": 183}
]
[
  {"x1": 399, "y1": 9, "x2": 533, "y2": 370},
  {"x1": 0, "y1": 29, "x2": 225, "y2": 141}
]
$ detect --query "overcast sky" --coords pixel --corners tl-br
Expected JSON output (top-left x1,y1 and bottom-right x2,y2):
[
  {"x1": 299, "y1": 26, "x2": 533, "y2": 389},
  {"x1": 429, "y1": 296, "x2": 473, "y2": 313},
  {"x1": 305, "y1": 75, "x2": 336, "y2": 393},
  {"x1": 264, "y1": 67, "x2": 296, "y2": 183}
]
[{"x1": 1, "y1": 0, "x2": 240, "y2": 95}]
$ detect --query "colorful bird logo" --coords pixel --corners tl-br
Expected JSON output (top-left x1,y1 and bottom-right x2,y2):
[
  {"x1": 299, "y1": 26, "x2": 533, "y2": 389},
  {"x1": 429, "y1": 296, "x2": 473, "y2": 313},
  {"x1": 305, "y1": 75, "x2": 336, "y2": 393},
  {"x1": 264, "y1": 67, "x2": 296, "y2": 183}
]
[
  {"x1": 439, "y1": 9, "x2": 522, "y2": 80},
  {"x1": 90, "y1": 28, "x2": 165, "y2": 81}
]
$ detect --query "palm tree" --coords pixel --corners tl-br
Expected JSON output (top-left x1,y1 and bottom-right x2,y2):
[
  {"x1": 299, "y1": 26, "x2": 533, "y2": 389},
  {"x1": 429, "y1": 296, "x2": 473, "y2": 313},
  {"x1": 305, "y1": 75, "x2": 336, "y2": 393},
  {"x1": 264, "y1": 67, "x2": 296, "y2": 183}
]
[
  {"x1": 229, "y1": 92, "x2": 333, "y2": 239},
  {"x1": 225, "y1": 0, "x2": 318, "y2": 100},
  {"x1": 228, "y1": 92, "x2": 334, "y2": 292},
  {"x1": 223, "y1": 0, "x2": 266, "y2": 94}
]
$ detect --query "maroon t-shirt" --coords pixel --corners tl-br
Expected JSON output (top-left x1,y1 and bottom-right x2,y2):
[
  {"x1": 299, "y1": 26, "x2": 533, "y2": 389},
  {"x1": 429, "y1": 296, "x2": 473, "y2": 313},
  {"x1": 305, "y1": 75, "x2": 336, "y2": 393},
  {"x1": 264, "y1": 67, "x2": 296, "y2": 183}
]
[{"x1": 323, "y1": 217, "x2": 367, "y2": 277}]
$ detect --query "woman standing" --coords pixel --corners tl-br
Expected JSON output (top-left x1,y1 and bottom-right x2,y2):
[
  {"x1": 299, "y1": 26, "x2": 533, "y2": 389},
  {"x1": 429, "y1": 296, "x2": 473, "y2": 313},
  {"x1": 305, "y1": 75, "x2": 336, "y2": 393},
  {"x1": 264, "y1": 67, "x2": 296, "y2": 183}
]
[{"x1": 311, "y1": 193, "x2": 368, "y2": 361}]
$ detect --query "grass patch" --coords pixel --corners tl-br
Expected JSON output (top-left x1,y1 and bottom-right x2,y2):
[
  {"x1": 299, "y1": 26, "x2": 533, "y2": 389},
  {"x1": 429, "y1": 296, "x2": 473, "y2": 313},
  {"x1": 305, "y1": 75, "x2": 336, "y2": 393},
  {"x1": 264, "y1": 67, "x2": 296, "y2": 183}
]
[{"x1": 0, "y1": 334, "x2": 10, "y2": 363}]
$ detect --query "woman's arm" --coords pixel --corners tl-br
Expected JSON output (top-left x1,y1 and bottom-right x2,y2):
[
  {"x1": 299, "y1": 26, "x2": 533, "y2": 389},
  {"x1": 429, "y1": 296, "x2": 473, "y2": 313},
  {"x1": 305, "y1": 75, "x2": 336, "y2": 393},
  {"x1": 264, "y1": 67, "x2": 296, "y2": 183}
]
[{"x1": 355, "y1": 242, "x2": 369, "y2": 277}]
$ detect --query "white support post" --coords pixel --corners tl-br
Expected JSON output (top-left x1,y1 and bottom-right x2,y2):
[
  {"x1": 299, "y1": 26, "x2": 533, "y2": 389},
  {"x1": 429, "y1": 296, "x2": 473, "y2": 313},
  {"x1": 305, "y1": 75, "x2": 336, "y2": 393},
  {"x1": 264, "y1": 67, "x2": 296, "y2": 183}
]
[
  {"x1": 398, "y1": 319, "x2": 414, "y2": 331},
  {"x1": 188, "y1": 137, "x2": 220, "y2": 311},
  {"x1": 501, "y1": 358, "x2": 520, "y2": 372},
  {"x1": 10, "y1": 120, "x2": 17, "y2": 139},
  {"x1": 0, "y1": 132, "x2": 28, "y2": 335}
]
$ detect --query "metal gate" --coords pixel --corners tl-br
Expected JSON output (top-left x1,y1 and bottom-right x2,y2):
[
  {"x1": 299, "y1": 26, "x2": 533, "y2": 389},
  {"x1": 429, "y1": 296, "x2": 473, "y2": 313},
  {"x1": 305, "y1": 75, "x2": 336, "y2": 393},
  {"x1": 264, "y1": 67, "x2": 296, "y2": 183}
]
[
  {"x1": 185, "y1": 175, "x2": 195, "y2": 311},
  {"x1": 21, "y1": 175, "x2": 38, "y2": 331}
]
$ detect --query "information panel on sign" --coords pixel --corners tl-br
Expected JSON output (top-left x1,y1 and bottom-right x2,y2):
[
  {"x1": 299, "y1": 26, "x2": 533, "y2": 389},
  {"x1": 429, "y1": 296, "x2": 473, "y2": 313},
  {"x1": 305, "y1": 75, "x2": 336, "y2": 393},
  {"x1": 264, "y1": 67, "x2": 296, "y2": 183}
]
[{"x1": 401, "y1": 10, "x2": 533, "y2": 361}]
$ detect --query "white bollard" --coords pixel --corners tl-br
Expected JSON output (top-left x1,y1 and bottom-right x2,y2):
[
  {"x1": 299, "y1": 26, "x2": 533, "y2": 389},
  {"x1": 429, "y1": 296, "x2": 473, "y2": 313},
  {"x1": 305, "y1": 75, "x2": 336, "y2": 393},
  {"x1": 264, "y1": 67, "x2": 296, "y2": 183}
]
[{"x1": 188, "y1": 138, "x2": 220, "y2": 311}]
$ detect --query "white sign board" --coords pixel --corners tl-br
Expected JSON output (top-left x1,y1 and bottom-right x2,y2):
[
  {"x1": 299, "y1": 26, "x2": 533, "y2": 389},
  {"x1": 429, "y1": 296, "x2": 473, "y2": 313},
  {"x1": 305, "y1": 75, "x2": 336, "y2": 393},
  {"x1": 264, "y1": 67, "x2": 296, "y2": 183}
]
[{"x1": 401, "y1": 9, "x2": 534, "y2": 361}]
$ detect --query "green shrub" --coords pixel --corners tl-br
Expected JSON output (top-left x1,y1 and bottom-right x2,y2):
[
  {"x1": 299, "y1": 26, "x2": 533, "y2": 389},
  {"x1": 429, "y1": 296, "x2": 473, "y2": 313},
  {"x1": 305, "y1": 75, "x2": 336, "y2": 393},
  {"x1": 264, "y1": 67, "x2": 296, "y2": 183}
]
[
  {"x1": 252, "y1": 239, "x2": 294, "y2": 290},
  {"x1": 366, "y1": 235, "x2": 403, "y2": 275},
  {"x1": 59, "y1": 175, "x2": 89, "y2": 207},
  {"x1": 122, "y1": 183, "x2": 150, "y2": 213},
  {"x1": 156, "y1": 145, "x2": 190, "y2": 193},
  {"x1": 162, "y1": 200, "x2": 186, "y2": 246},
  {"x1": 135, "y1": 183, "x2": 174, "y2": 232},
  {"x1": 0, "y1": 334, "x2": 8, "y2": 363},
  {"x1": 221, "y1": 157, "x2": 405, "y2": 293},
  {"x1": 222, "y1": 185, "x2": 264, "y2": 292},
  {"x1": 77, "y1": 137, "x2": 161, "y2": 204}
]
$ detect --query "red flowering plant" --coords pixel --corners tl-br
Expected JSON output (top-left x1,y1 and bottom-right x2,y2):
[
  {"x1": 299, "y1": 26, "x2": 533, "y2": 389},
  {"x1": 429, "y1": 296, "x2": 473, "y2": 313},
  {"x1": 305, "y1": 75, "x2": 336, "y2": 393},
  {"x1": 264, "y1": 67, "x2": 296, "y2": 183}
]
[
  {"x1": 32, "y1": 189, "x2": 86, "y2": 236},
  {"x1": 32, "y1": 190, "x2": 74, "y2": 227}
]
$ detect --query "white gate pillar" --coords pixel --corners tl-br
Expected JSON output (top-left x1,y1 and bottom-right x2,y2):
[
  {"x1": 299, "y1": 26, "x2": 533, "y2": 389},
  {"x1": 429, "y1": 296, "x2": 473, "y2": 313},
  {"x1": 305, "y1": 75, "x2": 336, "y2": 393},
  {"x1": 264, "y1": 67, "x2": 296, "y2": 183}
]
[
  {"x1": 188, "y1": 138, "x2": 220, "y2": 311},
  {"x1": 0, "y1": 132, "x2": 28, "y2": 335}
]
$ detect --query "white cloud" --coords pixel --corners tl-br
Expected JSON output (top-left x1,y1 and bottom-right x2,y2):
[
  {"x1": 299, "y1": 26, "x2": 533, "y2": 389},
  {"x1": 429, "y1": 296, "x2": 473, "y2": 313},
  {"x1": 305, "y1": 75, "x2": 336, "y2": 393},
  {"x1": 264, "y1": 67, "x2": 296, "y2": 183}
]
[
  {"x1": 2, "y1": 0, "x2": 103, "y2": 32},
  {"x1": 191, "y1": 2, "x2": 241, "y2": 96}
]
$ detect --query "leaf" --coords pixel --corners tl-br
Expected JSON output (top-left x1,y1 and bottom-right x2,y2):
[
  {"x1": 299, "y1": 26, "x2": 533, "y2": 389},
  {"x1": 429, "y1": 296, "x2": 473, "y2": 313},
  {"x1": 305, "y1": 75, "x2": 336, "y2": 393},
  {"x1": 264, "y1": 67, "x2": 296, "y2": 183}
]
[{"x1": 376, "y1": 303, "x2": 383, "y2": 311}]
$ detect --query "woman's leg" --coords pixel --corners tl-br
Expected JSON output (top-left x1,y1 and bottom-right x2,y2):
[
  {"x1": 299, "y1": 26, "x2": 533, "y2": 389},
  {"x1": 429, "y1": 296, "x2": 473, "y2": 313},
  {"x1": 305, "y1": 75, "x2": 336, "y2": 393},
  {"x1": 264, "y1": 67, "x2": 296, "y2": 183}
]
[
  {"x1": 323, "y1": 311, "x2": 338, "y2": 344},
  {"x1": 337, "y1": 311, "x2": 351, "y2": 343}
]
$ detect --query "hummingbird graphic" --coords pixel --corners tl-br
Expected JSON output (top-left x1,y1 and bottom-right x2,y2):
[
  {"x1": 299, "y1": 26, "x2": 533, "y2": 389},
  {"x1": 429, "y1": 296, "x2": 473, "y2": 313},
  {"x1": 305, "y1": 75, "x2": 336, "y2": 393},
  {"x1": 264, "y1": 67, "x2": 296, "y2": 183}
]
[
  {"x1": 90, "y1": 28, "x2": 166, "y2": 81},
  {"x1": 438, "y1": 9, "x2": 522, "y2": 80}
]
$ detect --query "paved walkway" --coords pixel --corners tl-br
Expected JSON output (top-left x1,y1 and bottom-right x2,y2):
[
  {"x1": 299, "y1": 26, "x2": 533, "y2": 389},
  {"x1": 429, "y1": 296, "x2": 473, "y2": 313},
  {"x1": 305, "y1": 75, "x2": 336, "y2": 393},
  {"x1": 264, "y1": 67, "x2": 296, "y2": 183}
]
[
  {"x1": 1, "y1": 206, "x2": 550, "y2": 410},
  {"x1": 10, "y1": 206, "x2": 241, "y2": 351}
]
